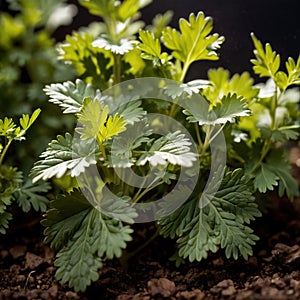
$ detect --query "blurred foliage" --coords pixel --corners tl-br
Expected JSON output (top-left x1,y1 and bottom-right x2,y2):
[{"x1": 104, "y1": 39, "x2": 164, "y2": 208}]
[
  {"x1": 0, "y1": 0, "x2": 77, "y2": 172},
  {"x1": 0, "y1": 109, "x2": 50, "y2": 234}
]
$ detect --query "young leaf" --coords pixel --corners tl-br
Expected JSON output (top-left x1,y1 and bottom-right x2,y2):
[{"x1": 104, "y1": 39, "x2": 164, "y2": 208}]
[
  {"x1": 76, "y1": 98, "x2": 127, "y2": 144},
  {"x1": 138, "y1": 30, "x2": 170, "y2": 65},
  {"x1": 0, "y1": 117, "x2": 16, "y2": 137},
  {"x1": 79, "y1": 0, "x2": 151, "y2": 20},
  {"x1": 251, "y1": 33, "x2": 280, "y2": 79},
  {"x1": 44, "y1": 79, "x2": 100, "y2": 114},
  {"x1": 276, "y1": 56, "x2": 300, "y2": 91},
  {"x1": 146, "y1": 11, "x2": 173, "y2": 38},
  {"x1": 19, "y1": 108, "x2": 41, "y2": 131},
  {"x1": 203, "y1": 68, "x2": 258, "y2": 106},
  {"x1": 78, "y1": 0, "x2": 116, "y2": 18},
  {"x1": 162, "y1": 12, "x2": 224, "y2": 66}
]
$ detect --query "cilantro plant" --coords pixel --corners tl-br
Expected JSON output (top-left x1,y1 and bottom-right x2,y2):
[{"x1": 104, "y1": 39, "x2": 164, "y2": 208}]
[
  {"x1": 0, "y1": 109, "x2": 50, "y2": 234},
  {"x1": 30, "y1": 0, "x2": 299, "y2": 292}
]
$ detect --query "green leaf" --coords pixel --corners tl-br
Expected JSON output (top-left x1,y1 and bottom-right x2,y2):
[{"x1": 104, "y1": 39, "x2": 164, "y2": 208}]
[
  {"x1": 267, "y1": 150, "x2": 299, "y2": 199},
  {"x1": 162, "y1": 12, "x2": 224, "y2": 65},
  {"x1": 254, "y1": 163, "x2": 279, "y2": 193},
  {"x1": 58, "y1": 31, "x2": 113, "y2": 89},
  {"x1": 19, "y1": 108, "x2": 41, "y2": 131},
  {"x1": 100, "y1": 193, "x2": 138, "y2": 224},
  {"x1": 113, "y1": 101, "x2": 146, "y2": 125},
  {"x1": 271, "y1": 125, "x2": 300, "y2": 142},
  {"x1": 0, "y1": 117, "x2": 16, "y2": 137},
  {"x1": 184, "y1": 94, "x2": 250, "y2": 125},
  {"x1": 138, "y1": 30, "x2": 171, "y2": 65},
  {"x1": 146, "y1": 10, "x2": 173, "y2": 38},
  {"x1": 0, "y1": 165, "x2": 23, "y2": 203},
  {"x1": 203, "y1": 68, "x2": 258, "y2": 106},
  {"x1": 116, "y1": 0, "x2": 152, "y2": 21},
  {"x1": 43, "y1": 191, "x2": 133, "y2": 291},
  {"x1": 31, "y1": 133, "x2": 97, "y2": 182},
  {"x1": 44, "y1": 79, "x2": 100, "y2": 114},
  {"x1": 276, "y1": 56, "x2": 300, "y2": 90},
  {"x1": 163, "y1": 81, "x2": 201, "y2": 99},
  {"x1": 159, "y1": 169, "x2": 261, "y2": 261},
  {"x1": 137, "y1": 131, "x2": 197, "y2": 167},
  {"x1": 14, "y1": 180, "x2": 51, "y2": 212},
  {"x1": 79, "y1": 0, "x2": 151, "y2": 20},
  {"x1": 107, "y1": 121, "x2": 151, "y2": 168},
  {"x1": 251, "y1": 33, "x2": 280, "y2": 79},
  {"x1": 54, "y1": 211, "x2": 102, "y2": 292},
  {"x1": 42, "y1": 191, "x2": 92, "y2": 250},
  {"x1": 78, "y1": 0, "x2": 117, "y2": 18},
  {"x1": 77, "y1": 98, "x2": 127, "y2": 143},
  {"x1": 0, "y1": 212, "x2": 12, "y2": 234}
]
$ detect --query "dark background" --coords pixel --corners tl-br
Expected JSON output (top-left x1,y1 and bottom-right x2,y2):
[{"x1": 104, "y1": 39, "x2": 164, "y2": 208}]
[
  {"x1": 55, "y1": 0, "x2": 300, "y2": 80},
  {"x1": 1, "y1": 0, "x2": 299, "y2": 80}
]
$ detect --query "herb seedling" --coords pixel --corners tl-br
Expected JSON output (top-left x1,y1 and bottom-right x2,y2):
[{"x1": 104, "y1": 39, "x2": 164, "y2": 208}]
[{"x1": 30, "y1": 0, "x2": 299, "y2": 292}]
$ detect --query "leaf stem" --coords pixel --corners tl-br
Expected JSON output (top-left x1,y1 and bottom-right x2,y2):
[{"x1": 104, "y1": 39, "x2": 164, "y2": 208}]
[
  {"x1": 0, "y1": 139, "x2": 13, "y2": 167},
  {"x1": 99, "y1": 142, "x2": 107, "y2": 161},
  {"x1": 194, "y1": 123, "x2": 203, "y2": 148},
  {"x1": 132, "y1": 180, "x2": 164, "y2": 204},
  {"x1": 113, "y1": 53, "x2": 121, "y2": 84},
  {"x1": 200, "y1": 125, "x2": 213, "y2": 156},
  {"x1": 179, "y1": 61, "x2": 191, "y2": 83},
  {"x1": 209, "y1": 124, "x2": 226, "y2": 144},
  {"x1": 250, "y1": 88, "x2": 280, "y2": 175}
]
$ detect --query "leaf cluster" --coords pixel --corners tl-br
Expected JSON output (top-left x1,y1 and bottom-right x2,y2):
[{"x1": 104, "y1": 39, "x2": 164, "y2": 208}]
[
  {"x1": 0, "y1": 110, "x2": 50, "y2": 234},
  {"x1": 29, "y1": 0, "x2": 300, "y2": 293},
  {"x1": 0, "y1": 0, "x2": 76, "y2": 173}
]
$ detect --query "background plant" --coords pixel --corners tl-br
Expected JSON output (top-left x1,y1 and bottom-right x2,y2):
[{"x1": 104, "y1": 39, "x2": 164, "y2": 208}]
[
  {"x1": 0, "y1": 109, "x2": 51, "y2": 234},
  {"x1": 0, "y1": 0, "x2": 77, "y2": 173},
  {"x1": 30, "y1": 0, "x2": 299, "y2": 292}
]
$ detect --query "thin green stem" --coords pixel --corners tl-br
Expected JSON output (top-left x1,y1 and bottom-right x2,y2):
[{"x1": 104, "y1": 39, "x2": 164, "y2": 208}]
[
  {"x1": 249, "y1": 139, "x2": 271, "y2": 175},
  {"x1": 250, "y1": 88, "x2": 281, "y2": 175},
  {"x1": 132, "y1": 180, "x2": 164, "y2": 204},
  {"x1": 179, "y1": 61, "x2": 191, "y2": 83},
  {"x1": 0, "y1": 139, "x2": 13, "y2": 167},
  {"x1": 113, "y1": 53, "x2": 121, "y2": 84},
  {"x1": 99, "y1": 142, "x2": 107, "y2": 161},
  {"x1": 132, "y1": 176, "x2": 148, "y2": 203},
  {"x1": 169, "y1": 99, "x2": 179, "y2": 118},
  {"x1": 209, "y1": 124, "x2": 226, "y2": 144},
  {"x1": 200, "y1": 125, "x2": 213, "y2": 156},
  {"x1": 194, "y1": 123, "x2": 203, "y2": 148},
  {"x1": 169, "y1": 61, "x2": 191, "y2": 118}
]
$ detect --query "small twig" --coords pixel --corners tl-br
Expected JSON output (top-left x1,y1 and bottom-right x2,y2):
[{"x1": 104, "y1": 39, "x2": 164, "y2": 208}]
[{"x1": 24, "y1": 270, "x2": 36, "y2": 290}]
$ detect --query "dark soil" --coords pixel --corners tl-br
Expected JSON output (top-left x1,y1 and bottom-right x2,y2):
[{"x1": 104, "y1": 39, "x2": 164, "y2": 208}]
[{"x1": 1, "y1": 150, "x2": 300, "y2": 300}]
